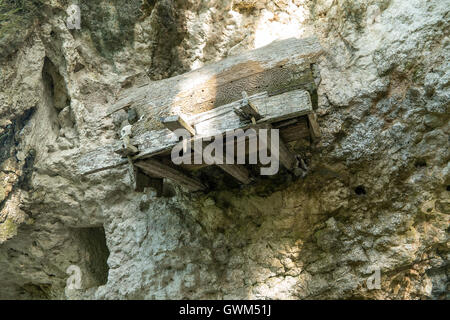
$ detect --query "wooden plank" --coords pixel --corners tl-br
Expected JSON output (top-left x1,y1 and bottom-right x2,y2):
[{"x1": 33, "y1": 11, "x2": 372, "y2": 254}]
[
  {"x1": 307, "y1": 113, "x2": 321, "y2": 141},
  {"x1": 104, "y1": 37, "x2": 323, "y2": 125},
  {"x1": 276, "y1": 134, "x2": 298, "y2": 170},
  {"x1": 134, "y1": 168, "x2": 163, "y2": 195},
  {"x1": 133, "y1": 129, "x2": 180, "y2": 157},
  {"x1": 77, "y1": 89, "x2": 312, "y2": 175},
  {"x1": 187, "y1": 91, "x2": 268, "y2": 125},
  {"x1": 127, "y1": 157, "x2": 138, "y2": 190},
  {"x1": 189, "y1": 139, "x2": 253, "y2": 184},
  {"x1": 135, "y1": 159, "x2": 205, "y2": 192},
  {"x1": 255, "y1": 90, "x2": 312, "y2": 123},
  {"x1": 278, "y1": 117, "x2": 310, "y2": 142},
  {"x1": 193, "y1": 89, "x2": 312, "y2": 137},
  {"x1": 257, "y1": 124, "x2": 298, "y2": 170},
  {"x1": 217, "y1": 164, "x2": 252, "y2": 184},
  {"x1": 181, "y1": 163, "x2": 209, "y2": 171},
  {"x1": 161, "y1": 115, "x2": 196, "y2": 136},
  {"x1": 272, "y1": 118, "x2": 298, "y2": 128}
]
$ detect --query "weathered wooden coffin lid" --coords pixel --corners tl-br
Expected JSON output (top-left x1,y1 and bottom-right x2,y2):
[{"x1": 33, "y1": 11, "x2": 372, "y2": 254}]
[{"x1": 105, "y1": 37, "x2": 323, "y2": 128}]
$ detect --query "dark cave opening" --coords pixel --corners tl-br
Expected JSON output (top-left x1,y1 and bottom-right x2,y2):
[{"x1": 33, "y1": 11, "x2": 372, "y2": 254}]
[
  {"x1": 354, "y1": 185, "x2": 367, "y2": 195},
  {"x1": 414, "y1": 159, "x2": 427, "y2": 168},
  {"x1": 72, "y1": 226, "x2": 110, "y2": 287},
  {"x1": 7, "y1": 226, "x2": 110, "y2": 299},
  {"x1": 42, "y1": 57, "x2": 70, "y2": 111}
]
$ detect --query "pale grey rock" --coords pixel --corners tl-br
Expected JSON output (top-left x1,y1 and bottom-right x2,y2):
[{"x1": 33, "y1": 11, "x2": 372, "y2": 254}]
[{"x1": 0, "y1": 0, "x2": 448, "y2": 300}]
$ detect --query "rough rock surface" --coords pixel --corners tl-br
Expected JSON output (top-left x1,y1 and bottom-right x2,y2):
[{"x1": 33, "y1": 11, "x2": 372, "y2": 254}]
[{"x1": 0, "y1": 0, "x2": 448, "y2": 299}]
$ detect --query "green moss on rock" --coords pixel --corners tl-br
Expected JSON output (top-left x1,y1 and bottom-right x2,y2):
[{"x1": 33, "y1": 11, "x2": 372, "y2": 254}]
[
  {"x1": 0, "y1": 0, "x2": 45, "y2": 58},
  {"x1": 0, "y1": 218, "x2": 18, "y2": 242}
]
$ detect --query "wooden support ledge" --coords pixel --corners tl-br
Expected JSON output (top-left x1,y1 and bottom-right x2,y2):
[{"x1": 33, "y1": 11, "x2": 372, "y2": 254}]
[
  {"x1": 257, "y1": 124, "x2": 298, "y2": 170},
  {"x1": 77, "y1": 89, "x2": 313, "y2": 175},
  {"x1": 75, "y1": 36, "x2": 324, "y2": 193},
  {"x1": 135, "y1": 159, "x2": 205, "y2": 192},
  {"x1": 307, "y1": 113, "x2": 321, "y2": 141},
  {"x1": 190, "y1": 141, "x2": 253, "y2": 185}
]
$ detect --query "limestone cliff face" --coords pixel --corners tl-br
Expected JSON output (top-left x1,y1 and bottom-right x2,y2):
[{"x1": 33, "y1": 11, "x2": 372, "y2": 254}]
[{"x1": 0, "y1": 0, "x2": 448, "y2": 299}]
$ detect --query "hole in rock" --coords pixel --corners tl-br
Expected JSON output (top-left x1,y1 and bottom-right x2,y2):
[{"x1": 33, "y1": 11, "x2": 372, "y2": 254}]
[
  {"x1": 71, "y1": 226, "x2": 110, "y2": 287},
  {"x1": 446, "y1": 185, "x2": 450, "y2": 191},
  {"x1": 354, "y1": 185, "x2": 366, "y2": 195},
  {"x1": 414, "y1": 159, "x2": 427, "y2": 168},
  {"x1": 42, "y1": 57, "x2": 70, "y2": 112}
]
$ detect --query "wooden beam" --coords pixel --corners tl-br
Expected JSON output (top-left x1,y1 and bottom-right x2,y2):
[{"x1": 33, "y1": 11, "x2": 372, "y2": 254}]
[
  {"x1": 192, "y1": 89, "x2": 312, "y2": 137},
  {"x1": 278, "y1": 117, "x2": 310, "y2": 142},
  {"x1": 135, "y1": 168, "x2": 163, "y2": 195},
  {"x1": 307, "y1": 113, "x2": 321, "y2": 141},
  {"x1": 234, "y1": 91, "x2": 262, "y2": 122},
  {"x1": 128, "y1": 155, "x2": 163, "y2": 195},
  {"x1": 135, "y1": 159, "x2": 205, "y2": 192},
  {"x1": 104, "y1": 37, "x2": 323, "y2": 120},
  {"x1": 276, "y1": 134, "x2": 298, "y2": 170},
  {"x1": 187, "y1": 91, "x2": 268, "y2": 125},
  {"x1": 160, "y1": 115, "x2": 196, "y2": 136},
  {"x1": 190, "y1": 139, "x2": 253, "y2": 185},
  {"x1": 273, "y1": 118, "x2": 298, "y2": 128},
  {"x1": 254, "y1": 90, "x2": 313, "y2": 124},
  {"x1": 257, "y1": 124, "x2": 298, "y2": 170},
  {"x1": 127, "y1": 157, "x2": 137, "y2": 189},
  {"x1": 217, "y1": 164, "x2": 252, "y2": 184}
]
